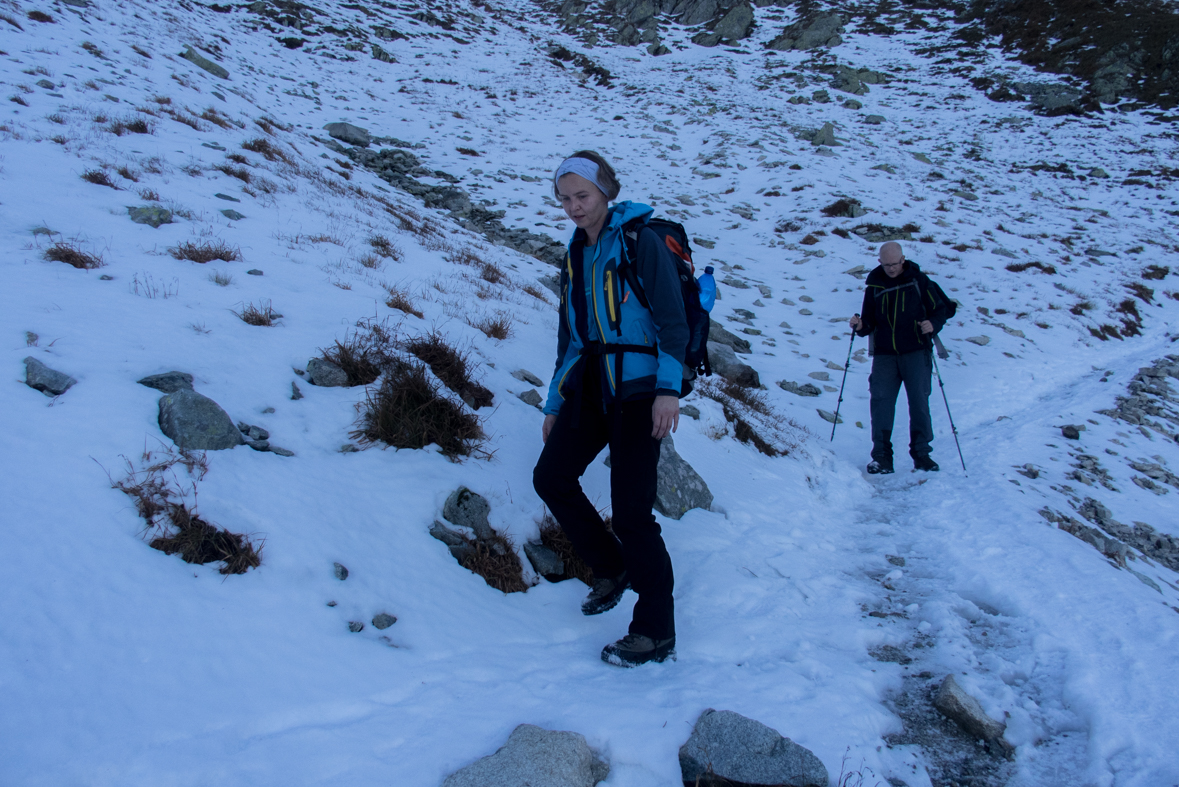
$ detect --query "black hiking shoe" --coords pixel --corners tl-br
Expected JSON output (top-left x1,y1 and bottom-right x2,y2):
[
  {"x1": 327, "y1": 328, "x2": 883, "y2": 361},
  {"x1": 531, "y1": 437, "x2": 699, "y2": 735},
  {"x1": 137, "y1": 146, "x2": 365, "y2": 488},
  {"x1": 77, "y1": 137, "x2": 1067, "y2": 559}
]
[
  {"x1": 866, "y1": 460, "x2": 894, "y2": 475},
  {"x1": 581, "y1": 571, "x2": 629, "y2": 616},
  {"x1": 914, "y1": 456, "x2": 940, "y2": 472},
  {"x1": 601, "y1": 633, "x2": 676, "y2": 667}
]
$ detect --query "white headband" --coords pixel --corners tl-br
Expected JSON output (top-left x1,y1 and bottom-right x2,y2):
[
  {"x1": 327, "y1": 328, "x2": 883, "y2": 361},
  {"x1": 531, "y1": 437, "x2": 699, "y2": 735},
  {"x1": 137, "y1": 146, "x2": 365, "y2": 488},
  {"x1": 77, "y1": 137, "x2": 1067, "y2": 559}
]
[{"x1": 554, "y1": 157, "x2": 606, "y2": 196}]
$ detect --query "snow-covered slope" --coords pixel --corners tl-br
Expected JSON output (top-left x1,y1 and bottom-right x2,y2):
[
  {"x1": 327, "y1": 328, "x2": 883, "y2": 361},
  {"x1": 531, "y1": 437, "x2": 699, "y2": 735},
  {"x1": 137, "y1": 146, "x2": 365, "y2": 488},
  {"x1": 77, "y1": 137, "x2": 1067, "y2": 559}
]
[{"x1": 2, "y1": 0, "x2": 1177, "y2": 784}]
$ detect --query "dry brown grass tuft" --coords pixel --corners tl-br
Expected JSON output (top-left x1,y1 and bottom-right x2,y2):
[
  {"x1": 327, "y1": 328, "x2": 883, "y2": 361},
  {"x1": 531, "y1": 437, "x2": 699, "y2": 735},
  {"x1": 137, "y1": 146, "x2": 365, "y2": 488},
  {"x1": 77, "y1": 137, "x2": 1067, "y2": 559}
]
[
  {"x1": 369, "y1": 234, "x2": 402, "y2": 260},
  {"x1": 200, "y1": 107, "x2": 234, "y2": 129},
  {"x1": 81, "y1": 169, "x2": 118, "y2": 188},
  {"x1": 45, "y1": 241, "x2": 103, "y2": 269},
  {"x1": 242, "y1": 136, "x2": 290, "y2": 162},
  {"x1": 169, "y1": 240, "x2": 241, "y2": 263},
  {"x1": 111, "y1": 445, "x2": 262, "y2": 575},
  {"x1": 385, "y1": 284, "x2": 423, "y2": 318},
  {"x1": 320, "y1": 319, "x2": 397, "y2": 386},
  {"x1": 214, "y1": 163, "x2": 251, "y2": 183},
  {"x1": 405, "y1": 330, "x2": 494, "y2": 408},
  {"x1": 235, "y1": 300, "x2": 278, "y2": 326},
  {"x1": 350, "y1": 360, "x2": 484, "y2": 459},
  {"x1": 108, "y1": 115, "x2": 153, "y2": 136},
  {"x1": 460, "y1": 534, "x2": 529, "y2": 593},
  {"x1": 697, "y1": 378, "x2": 800, "y2": 457},
  {"x1": 468, "y1": 313, "x2": 513, "y2": 340}
]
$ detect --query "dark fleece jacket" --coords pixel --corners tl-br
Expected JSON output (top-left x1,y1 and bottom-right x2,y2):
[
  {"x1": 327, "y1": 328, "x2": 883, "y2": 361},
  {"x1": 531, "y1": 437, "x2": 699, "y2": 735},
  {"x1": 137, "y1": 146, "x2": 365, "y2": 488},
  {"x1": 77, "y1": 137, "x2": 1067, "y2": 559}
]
[{"x1": 854, "y1": 260, "x2": 950, "y2": 355}]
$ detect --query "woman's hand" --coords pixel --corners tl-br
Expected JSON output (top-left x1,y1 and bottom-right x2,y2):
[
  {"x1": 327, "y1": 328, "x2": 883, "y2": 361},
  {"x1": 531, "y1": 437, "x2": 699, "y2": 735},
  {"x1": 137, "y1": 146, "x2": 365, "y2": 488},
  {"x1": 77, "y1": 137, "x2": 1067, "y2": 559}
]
[
  {"x1": 542, "y1": 414, "x2": 557, "y2": 443},
  {"x1": 651, "y1": 395, "x2": 679, "y2": 439}
]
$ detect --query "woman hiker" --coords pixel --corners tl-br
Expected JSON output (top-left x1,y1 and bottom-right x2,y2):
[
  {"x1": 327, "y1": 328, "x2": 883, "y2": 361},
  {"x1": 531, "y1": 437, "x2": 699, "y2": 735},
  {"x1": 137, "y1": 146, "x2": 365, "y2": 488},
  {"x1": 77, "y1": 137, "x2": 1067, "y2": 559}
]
[{"x1": 532, "y1": 151, "x2": 688, "y2": 667}]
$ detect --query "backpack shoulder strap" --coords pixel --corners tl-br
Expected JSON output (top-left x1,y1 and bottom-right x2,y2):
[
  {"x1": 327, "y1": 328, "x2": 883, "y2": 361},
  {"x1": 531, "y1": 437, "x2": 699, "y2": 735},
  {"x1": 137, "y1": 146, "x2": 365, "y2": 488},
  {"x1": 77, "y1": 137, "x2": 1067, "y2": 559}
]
[{"x1": 619, "y1": 218, "x2": 652, "y2": 311}]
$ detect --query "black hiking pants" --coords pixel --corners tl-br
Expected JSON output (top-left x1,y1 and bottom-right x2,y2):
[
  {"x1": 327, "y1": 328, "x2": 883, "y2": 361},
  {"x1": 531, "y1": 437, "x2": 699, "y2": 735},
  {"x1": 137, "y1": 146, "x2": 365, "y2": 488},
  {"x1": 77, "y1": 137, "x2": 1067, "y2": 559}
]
[
  {"x1": 532, "y1": 366, "x2": 675, "y2": 641},
  {"x1": 869, "y1": 348, "x2": 934, "y2": 464}
]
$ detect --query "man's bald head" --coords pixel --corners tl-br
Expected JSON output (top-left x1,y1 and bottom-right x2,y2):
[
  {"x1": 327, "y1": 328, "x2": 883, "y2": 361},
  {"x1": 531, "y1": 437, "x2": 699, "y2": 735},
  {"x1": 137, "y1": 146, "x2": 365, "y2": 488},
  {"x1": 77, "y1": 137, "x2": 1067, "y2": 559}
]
[{"x1": 879, "y1": 242, "x2": 903, "y2": 264}]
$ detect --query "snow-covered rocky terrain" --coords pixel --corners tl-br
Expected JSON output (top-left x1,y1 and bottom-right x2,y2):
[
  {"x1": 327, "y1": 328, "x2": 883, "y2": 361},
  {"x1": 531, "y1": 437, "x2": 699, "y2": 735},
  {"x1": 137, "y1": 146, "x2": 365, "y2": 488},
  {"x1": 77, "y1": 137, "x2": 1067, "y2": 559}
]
[{"x1": 2, "y1": 0, "x2": 1177, "y2": 784}]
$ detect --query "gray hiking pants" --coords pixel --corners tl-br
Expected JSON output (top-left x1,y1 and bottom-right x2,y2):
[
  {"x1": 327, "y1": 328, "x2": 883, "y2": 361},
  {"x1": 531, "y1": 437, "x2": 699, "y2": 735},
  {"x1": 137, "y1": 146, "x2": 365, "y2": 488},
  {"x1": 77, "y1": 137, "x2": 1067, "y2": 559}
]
[{"x1": 869, "y1": 349, "x2": 934, "y2": 463}]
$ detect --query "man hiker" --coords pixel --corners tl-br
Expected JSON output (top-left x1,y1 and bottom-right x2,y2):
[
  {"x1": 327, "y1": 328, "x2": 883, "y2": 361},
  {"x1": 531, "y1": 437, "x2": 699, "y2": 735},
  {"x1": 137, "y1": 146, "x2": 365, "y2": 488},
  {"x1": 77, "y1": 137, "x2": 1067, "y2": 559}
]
[
  {"x1": 849, "y1": 242, "x2": 951, "y2": 474},
  {"x1": 533, "y1": 150, "x2": 687, "y2": 667}
]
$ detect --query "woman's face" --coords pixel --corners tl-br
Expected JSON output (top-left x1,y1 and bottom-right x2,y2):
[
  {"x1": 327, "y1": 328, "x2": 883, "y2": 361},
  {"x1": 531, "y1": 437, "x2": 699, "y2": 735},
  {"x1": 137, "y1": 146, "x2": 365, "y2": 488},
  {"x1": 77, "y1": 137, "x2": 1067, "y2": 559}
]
[{"x1": 556, "y1": 173, "x2": 609, "y2": 235}]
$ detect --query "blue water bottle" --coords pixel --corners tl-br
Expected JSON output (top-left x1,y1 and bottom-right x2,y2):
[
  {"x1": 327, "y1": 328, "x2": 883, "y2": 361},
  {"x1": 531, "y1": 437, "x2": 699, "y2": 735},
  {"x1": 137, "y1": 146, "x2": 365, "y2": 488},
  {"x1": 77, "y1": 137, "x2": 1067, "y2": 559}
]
[{"x1": 698, "y1": 265, "x2": 716, "y2": 312}]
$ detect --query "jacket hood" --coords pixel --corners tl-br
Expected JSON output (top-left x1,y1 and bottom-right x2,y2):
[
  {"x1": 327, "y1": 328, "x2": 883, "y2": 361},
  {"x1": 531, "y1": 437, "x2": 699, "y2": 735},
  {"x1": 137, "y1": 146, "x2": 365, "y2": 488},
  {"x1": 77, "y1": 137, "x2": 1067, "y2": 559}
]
[{"x1": 569, "y1": 201, "x2": 654, "y2": 245}]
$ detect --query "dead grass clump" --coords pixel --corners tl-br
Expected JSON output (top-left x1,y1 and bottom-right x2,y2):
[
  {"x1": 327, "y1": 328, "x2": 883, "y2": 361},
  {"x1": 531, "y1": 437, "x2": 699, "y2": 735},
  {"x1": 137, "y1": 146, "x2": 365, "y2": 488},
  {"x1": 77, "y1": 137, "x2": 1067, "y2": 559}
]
[
  {"x1": 821, "y1": 198, "x2": 861, "y2": 218},
  {"x1": 215, "y1": 163, "x2": 251, "y2": 183},
  {"x1": 320, "y1": 320, "x2": 397, "y2": 386},
  {"x1": 28, "y1": 10, "x2": 55, "y2": 23},
  {"x1": 255, "y1": 115, "x2": 290, "y2": 135},
  {"x1": 369, "y1": 234, "x2": 402, "y2": 260},
  {"x1": 350, "y1": 360, "x2": 484, "y2": 459},
  {"x1": 479, "y1": 262, "x2": 506, "y2": 284},
  {"x1": 1142, "y1": 264, "x2": 1170, "y2": 280},
  {"x1": 108, "y1": 115, "x2": 153, "y2": 135},
  {"x1": 405, "y1": 330, "x2": 494, "y2": 408},
  {"x1": 139, "y1": 188, "x2": 161, "y2": 201},
  {"x1": 81, "y1": 168, "x2": 118, "y2": 188},
  {"x1": 116, "y1": 165, "x2": 138, "y2": 182},
  {"x1": 1125, "y1": 281, "x2": 1154, "y2": 303},
  {"x1": 468, "y1": 313, "x2": 513, "y2": 340},
  {"x1": 1070, "y1": 300, "x2": 1094, "y2": 316},
  {"x1": 45, "y1": 241, "x2": 103, "y2": 269},
  {"x1": 1, "y1": 13, "x2": 23, "y2": 30},
  {"x1": 200, "y1": 107, "x2": 234, "y2": 129},
  {"x1": 235, "y1": 300, "x2": 278, "y2": 326},
  {"x1": 10, "y1": 95, "x2": 28, "y2": 107},
  {"x1": 242, "y1": 136, "x2": 289, "y2": 162},
  {"x1": 358, "y1": 253, "x2": 383, "y2": 269},
  {"x1": 521, "y1": 283, "x2": 548, "y2": 301},
  {"x1": 385, "y1": 284, "x2": 423, "y2": 317},
  {"x1": 538, "y1": 512, "x2": 594, "y2": 585},
  {"x1": 697, "y1": 378, "x2": 800, "y2": 457},
  {"x1": 169, "y1": 240, "x2": 241, "y2": 263},
  {"x1": 112, "y1": 445, "x2": 262, "y2": 575},
  {"x1": 460, "y1": 534, "x2": 529, "y2": 593},
  {"x1": 1007, "y1": 261, "x2": 1057, "y2": 274}
]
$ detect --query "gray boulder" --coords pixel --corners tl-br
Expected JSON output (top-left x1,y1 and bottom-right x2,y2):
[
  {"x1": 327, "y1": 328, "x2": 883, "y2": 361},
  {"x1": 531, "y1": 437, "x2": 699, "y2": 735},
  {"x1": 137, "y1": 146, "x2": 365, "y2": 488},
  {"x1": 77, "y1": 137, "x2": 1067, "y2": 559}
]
[
  {"x1": 707, "y1": 342, "x2": 760, "y2": 387},
  {"x1": 766, "y1": 12, "x2": 844, "y2": 51},
  {"x1": 654, "y1": 436, "x2": 713, "y2": 520},
  {"x1": 179, "y1": 46, "x2": 229, "y2": 79},
  {"x1": 442, "y1": 724, "x2": 609, "y2": 787},
  {"x1": 138, "y1": 371, "x2": 194, "y2": 393},
  {"x1": 127, "y1": 205, "x2": 174, "y2": 228},
  {"x1": 23, "y1": 356, "x2": 77, "y2": 396},
  {"x1": 680, "y1": 709, "x2": 828, "y2": 787},
  {"x1": 709, "y1": 321, "x2": 752, "y2": 354},
  {"x1": 712, "y1": 2, "x2": 754, "y2": 40},
  {"x1": 305, "y1": 358, "x2": 349, "y2": 387},
  {"x1": 158, "y1": 389, "x2": 243, "y2": 450},
  {"x1": 323, "y1": 122, "x2": 371, "y2": 147},
  {"x1": 372, "y1": 612, "x2": 397, "y2": 630},
  {"x1": 934, "y1": 675, "x2": 1006, "y2": 742},
  {"x1": 443, "y1": 487, "x2": 493, "y2": 541},
  {"x1": 518, "y1": 389, "x2": 543, "y2": 408},
  {"x1": 1014, "y1": 81, "x2": 1082, "y2": 113},
  {"x1": 512, "y1": 369, "x2": 544, "y2": 386},
  {"x1": 778, "y1": 380, "x2": 821, "y2": 397},
  {"x1": 524, "y1": 542, "x2": 564, "y2": 578},
  {"x1": 810, "y1": 122, "x2": 837, "y2": 147},
  {"x1": 430, "y1": 520, "x2": 474, "y2": 562}
]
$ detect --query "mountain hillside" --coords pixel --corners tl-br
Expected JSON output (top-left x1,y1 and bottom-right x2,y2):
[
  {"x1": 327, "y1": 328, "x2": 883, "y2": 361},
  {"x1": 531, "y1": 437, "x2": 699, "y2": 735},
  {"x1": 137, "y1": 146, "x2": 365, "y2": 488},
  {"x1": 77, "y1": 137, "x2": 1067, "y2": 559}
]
[{"x1": 1, "y1": 0, "x2": 1177, "y2": 784}]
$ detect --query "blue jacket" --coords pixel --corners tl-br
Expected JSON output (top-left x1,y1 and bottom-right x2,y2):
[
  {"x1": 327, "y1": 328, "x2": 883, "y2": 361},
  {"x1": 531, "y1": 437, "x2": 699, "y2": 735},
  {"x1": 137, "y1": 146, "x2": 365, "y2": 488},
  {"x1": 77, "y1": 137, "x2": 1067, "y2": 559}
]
[{"x1": 544, "y1": 202, "x2": 688, "y2": 415}]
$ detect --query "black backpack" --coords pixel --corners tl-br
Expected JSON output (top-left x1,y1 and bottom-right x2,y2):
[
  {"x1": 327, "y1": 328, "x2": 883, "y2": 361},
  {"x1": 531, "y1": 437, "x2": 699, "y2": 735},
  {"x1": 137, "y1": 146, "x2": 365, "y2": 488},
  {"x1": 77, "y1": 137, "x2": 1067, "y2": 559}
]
[{"x1": 619, "y1": 217, "x2": 711, "y2": 394}]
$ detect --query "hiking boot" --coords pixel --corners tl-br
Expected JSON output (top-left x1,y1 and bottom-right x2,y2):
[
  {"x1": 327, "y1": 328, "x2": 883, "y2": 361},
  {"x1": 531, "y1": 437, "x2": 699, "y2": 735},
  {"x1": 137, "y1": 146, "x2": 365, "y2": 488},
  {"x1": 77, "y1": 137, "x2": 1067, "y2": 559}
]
[
  {"x1": 914, "y1": 456, "x2": 940, "y2": 472},
  {"x1": 581, "y1": 571, "x2": 629, "y2": 616},
  {"x1": 601, "y1": 633, "x2": 676, "y2": 667},
  {"x1": 866, "y1": 459, "x2": 894, "y2": 475}
]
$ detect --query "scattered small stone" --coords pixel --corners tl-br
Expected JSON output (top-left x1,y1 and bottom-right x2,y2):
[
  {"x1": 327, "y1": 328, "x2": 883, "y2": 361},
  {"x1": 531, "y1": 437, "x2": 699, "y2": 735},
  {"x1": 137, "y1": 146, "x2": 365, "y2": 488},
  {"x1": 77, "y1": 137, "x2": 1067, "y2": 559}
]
[
  {"x1": 372, "y1": 612, "x2": 397, "y2": 630},
  {"x1": 518, "y1": 389, "x2": 543, "y2": 408},
  {"x1": 220, "y1": 209, "x2": 246, "y2": 220},
  {"x1": 305, "y1": 358, "x2": 349, "y2": 387},
  {"x1": 1061, "y1": 425, "x2": 1082, "y2": 440},
  {"x1": 333, "y1": 562, "x2": 349, "y2": 580},
  {"x1": 340, "y1": 443, "x2": 360, "y2": 453},
  {"x1": 512, "y1": 369, "x2": 544, "y2": 386},
  {"x1": 269, "y1": 446, "x2": 295, "y2": 457},
  {"x1": 23, "y1": 356, "x2": 77, "y2": 396},
  {"x1": 523, "y1": 542, "x2": 564, "y2": 578},
  {"x1": 138, "y1": 371, "x2": 194, "y2": 394},
  {"x1": 443, "y1": 487, "x2": 493, "y2": 541},
  {"x1": 887, "y1": 555, "x2": 906, "y2": 567},
  {"x1": 680, "y1": 404, "x2": 701, "y2": 419},
  {"x1": 778, "y1": 380, "x2": 821, "y2": 397},
  {"x1": 262, "y1": 407, "x2": 275, "y2": 414},
  {"x1": 202, "y1": 142, "x2": 226, "y2": 151},
  {"x1": 214, "y1": 193, "x2": 241, "y2": 202},
  {"x1": 247, "y1": 269, "x2": 263, "y2": 276},
  {"x1": 934, "y1": 674, "x2": 1007, "y2": 743},
  {"x1": 127, "y1": 205, "x2": 173, "y2": 228},
  {"x1": 817, "y1": 409, "x2": 842, "y2": 424},
  {"x1": 348, "y1": 621, "x2": 364, "y2": 633},
  {"x1": 679, "y1": 709, "x2": 828, "y2": 787},
  {"x1": 864, "y1": 114, "x2": 886, "y2": 125},
  {"x1": 180, "y1": 46, "x2": 229, "y2": 79},
  {"x1": 442, "y1": 724, "x2": 609, "y2": 787},
  {"x1": 966, "y1": 336, "x2": 991, "y2": 346},
  {"x1": 291, "y1": 381, "x2": 303, "y2": 400}
]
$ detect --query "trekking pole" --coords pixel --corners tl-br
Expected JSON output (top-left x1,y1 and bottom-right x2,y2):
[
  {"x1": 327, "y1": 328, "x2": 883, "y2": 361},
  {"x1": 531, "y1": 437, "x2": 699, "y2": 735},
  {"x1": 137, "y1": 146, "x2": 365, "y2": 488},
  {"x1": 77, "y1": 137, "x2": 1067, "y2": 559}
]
[
  {"x1": 931, "y1": 352, "x2": 967, "y2": 475},
  {"x1": 830, "y1": 327, "x2": 856, "y2": 441}
]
